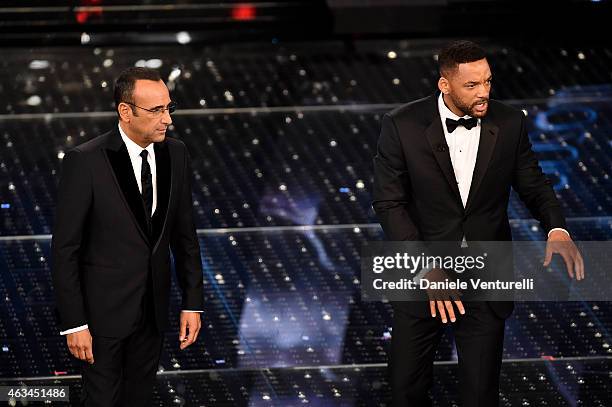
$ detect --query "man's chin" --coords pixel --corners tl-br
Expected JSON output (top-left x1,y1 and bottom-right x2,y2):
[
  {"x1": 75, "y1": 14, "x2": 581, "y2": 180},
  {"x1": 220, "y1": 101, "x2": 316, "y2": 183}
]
[{"x1": 471, "y1": 101, "x2": 489, "y2": 118}]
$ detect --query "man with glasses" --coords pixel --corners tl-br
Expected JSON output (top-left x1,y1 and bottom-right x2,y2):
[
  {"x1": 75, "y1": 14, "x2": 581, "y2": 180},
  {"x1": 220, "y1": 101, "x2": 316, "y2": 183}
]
[{"x1": 52, "y1": 67, "x2": 204, "y2": 406}]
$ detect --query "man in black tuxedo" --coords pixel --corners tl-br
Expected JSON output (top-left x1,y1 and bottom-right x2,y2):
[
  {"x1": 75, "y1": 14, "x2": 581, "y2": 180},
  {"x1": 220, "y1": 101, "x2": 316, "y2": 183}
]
[
  {"x1": 52, "y1": 67, "x2": 204, "y2": 406},
  {"x1": 373, "y1": 41, "x2": 583, "y2": 406}
]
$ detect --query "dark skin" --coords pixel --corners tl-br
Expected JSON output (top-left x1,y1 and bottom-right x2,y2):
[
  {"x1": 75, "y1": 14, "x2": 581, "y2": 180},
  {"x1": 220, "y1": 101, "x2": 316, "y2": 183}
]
[
  {"x1": 66, "y1": 79, "x2": 201, "y2": 364},
  {"x1": 427, "y1": 58, "x2": 585, "y2": 324},
  {"x1": 438, "y1": 57, "x2": 492, "y2": 118}
]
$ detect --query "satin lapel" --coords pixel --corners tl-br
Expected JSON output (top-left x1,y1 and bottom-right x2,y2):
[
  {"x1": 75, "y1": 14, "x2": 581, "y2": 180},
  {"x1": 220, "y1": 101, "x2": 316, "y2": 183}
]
[
  {"x1": 152, "y1": 141, "x2": 171, "y2": 251},
  {"x1": 103, "y1": 130, "x2": 150, "y2": 245},
  {"x1": 464, "y1": 117, "x2": 499, "y2": 214},
  {"x1": 425, "y1": 117, "x2": 463, "y2": 208}
]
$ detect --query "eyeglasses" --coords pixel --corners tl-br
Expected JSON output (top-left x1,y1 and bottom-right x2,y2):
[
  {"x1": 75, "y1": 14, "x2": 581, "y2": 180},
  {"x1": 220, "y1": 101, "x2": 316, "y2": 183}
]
[{"x1": 124, "y1": 101, "x2": 177, "y2": 116}]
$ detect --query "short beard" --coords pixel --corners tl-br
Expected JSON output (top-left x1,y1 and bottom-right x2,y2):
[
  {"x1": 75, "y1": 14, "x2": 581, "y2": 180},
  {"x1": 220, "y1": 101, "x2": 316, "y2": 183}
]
[{"x1": 448, "y1": 93, "x2": 488, "y2": 118}]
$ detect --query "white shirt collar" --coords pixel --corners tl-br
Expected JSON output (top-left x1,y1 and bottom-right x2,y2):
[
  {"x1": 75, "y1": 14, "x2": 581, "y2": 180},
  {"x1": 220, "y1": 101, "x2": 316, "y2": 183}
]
[
  {"x1": 118, "y1": 123, "x2": 154, "y2": 158},
  {"x1": 438, "y1": 92, "x2": 479, "y2": 123}
]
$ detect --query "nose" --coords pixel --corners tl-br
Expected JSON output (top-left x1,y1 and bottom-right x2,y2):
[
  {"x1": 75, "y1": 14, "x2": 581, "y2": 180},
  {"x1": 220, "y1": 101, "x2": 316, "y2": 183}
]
[
  {"x1": 477, "y1": 87, "x2": 489, "y2": 100},
  {"x1": 478, "y1": 83, "x2": 490, "y2": 99},
  {"x1": 161, "y1": 108, "x2": 172, "y2": 126}
]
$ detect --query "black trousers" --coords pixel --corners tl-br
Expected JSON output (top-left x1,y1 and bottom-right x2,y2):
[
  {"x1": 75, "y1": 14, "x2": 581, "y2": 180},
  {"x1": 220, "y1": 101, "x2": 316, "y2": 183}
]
[
  {"x1": 80, "y1": 284, "x2": 162, "y2": 407},
  {"x1": 390, "y1": 302, "x2": 506, "y2": 407}
]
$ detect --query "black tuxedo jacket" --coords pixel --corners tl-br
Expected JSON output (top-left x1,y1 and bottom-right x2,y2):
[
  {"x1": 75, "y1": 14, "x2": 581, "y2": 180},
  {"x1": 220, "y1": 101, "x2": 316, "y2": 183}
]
[
  {"x1": 372, "y1": 93, "x2": 567, "y2": 318},
  {"x1": 52, "y1": 127, "x2": 204, "y2": 338}
]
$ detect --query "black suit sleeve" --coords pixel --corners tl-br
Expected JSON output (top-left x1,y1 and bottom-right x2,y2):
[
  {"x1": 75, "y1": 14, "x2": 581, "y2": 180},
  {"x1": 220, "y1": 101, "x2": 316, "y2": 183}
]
[
  {"x1": 51, "y1": 149, "x2": 91, "y2": 331},
  {"x1": 512, "y1": 112, "x2": 567, "y2": 234},
  {"x1": 372, "y1": 113, "x2": 421, "y2": 241},
  {"x1": 170, "y1": 145, "x2": 204, "y2": 311}
]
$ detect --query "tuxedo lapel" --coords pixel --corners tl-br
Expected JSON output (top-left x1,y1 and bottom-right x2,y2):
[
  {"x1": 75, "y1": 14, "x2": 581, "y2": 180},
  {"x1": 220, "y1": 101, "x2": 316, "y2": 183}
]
[
  {"x1": 151, "y1": 141, "x2": 171, "y2": 250},
  {"x1": 424, "y1": 99, "x2": 464, "y2": 209},
  {"x1": 103, "y1": 129, "x2": 150, "y2": 245},
  {"x1": 465, "y1": 117, "x2": 499, "y2": 214}
]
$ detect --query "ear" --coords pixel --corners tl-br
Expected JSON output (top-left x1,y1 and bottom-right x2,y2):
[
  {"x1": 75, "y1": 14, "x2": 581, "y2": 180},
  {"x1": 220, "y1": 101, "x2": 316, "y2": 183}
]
[
  {"x1": 438, "y1": 77, "x2": 450, "y2": 95},
  {"x1": 117, "y1": 102, "x2": 132, "y2": 122}
]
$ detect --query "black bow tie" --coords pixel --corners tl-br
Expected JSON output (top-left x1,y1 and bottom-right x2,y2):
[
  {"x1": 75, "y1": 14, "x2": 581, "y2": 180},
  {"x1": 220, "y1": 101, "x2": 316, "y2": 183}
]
[{"x1": 445, "y1": 117, "x2": 478, "y2": 133}]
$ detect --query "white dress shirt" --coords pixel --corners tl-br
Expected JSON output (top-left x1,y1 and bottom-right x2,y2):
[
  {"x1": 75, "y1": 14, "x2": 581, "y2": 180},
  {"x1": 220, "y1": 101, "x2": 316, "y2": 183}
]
[
  {"x1": 438, "y1": 92, "x2": 481, "y2": 210},
  {"x1": 59, "y1": 124, "x2": 201, "y2": 335},
  {"x1": 119, "y1": 123, "x2": 157, "y2": 215}
]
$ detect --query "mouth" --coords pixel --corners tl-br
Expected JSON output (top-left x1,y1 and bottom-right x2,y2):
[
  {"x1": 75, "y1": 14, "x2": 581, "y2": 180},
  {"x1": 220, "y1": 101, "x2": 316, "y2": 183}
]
[{"x1": 474, "y1": 100, "x2": 488, "y2": 113}]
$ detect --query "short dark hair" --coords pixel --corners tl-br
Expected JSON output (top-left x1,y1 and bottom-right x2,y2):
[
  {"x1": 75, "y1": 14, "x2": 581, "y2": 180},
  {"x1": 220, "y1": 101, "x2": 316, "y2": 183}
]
[
  {"x1": 438, "y1": 40, "x2": 486, "y2": 77},
  {"x1": 113, "y1": 67, "x2": 162, "y2": 115}
]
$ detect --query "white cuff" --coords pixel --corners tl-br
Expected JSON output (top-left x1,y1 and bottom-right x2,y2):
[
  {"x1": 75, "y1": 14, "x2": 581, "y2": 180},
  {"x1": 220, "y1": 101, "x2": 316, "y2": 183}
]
[
  {"x1": 60, "y1": 324, "x2": 88, "y2": 335},
  {"x1": 548, "y1": 228, "x2": 570, "y2": 238},
  {"x1": 181, "y1": 310, "x2": 203, "y2": 313}
]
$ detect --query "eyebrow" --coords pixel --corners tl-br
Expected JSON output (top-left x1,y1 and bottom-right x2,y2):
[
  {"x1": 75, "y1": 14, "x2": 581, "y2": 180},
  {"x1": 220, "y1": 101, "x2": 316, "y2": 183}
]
[
  {"x1": 148, "y1": 103, "x2": 169, "y2": 110},
  {"x1": 464, "y1": 76, "x2": 493, "y2": 85}
]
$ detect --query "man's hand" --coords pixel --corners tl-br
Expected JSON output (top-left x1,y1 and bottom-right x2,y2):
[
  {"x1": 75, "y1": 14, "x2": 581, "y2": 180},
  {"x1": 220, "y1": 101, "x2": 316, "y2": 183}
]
[
  {"x1": 179, "y1": 311, "x2": 201, "y2": 350},
  {"x1": 424, "y1": 268, "x2": 465, "y2": 323},
  {"x1": 544, "y1": 230, "x2": 585, "y2": 280},
  {"x1": 66, "y1": 329, "x2": 94, "y2": 364}
]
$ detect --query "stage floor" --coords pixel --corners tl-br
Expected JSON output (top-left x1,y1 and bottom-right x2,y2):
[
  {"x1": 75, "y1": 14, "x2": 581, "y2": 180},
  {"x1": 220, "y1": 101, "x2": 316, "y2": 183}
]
[{"x1": 2, "y1": 356, "x2": 610, "y2": 406}]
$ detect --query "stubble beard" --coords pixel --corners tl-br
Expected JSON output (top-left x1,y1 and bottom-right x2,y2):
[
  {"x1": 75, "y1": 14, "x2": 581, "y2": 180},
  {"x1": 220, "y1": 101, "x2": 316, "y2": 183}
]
[{"x1": 449, "y1": 93, "x2": 489, "y2": 118}]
